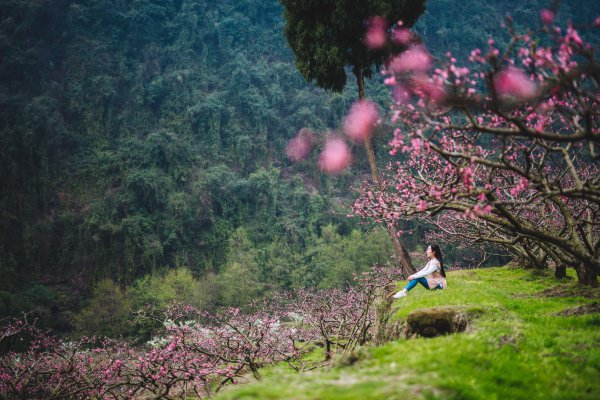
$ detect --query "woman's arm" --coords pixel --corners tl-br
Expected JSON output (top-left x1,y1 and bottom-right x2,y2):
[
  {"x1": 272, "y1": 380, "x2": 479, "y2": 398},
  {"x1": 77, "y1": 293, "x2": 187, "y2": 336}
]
[{"x1": 409, "y1": 260, "x2": 440, "y2": 280}]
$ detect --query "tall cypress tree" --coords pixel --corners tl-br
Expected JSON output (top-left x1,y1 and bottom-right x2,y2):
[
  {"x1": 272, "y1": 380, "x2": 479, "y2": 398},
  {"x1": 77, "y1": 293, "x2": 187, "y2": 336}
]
[
  {"x1": 279, "y1": 0, "x2": 426, "y2": 274},
  {"x1": 280, "y1": 0, "x2": 425, "y2": 93}
]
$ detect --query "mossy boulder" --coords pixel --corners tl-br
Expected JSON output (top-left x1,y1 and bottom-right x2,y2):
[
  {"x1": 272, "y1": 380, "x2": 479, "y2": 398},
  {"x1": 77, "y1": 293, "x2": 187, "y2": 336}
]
[{"x1": 404, "y1": 306, "x2": 470, "y2": 338}]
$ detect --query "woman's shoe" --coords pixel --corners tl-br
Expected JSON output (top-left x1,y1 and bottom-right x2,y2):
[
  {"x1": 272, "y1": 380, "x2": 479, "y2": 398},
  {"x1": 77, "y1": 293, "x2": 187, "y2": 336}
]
[{"x1": 392, "y1": 289, "x2": 407, "y2": 299}]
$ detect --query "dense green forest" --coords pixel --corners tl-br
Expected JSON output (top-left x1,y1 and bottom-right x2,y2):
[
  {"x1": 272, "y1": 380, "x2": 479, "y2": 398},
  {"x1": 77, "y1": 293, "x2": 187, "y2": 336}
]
[{"x1": 1, "y1": 0, "x2": 598, "y2": 335}]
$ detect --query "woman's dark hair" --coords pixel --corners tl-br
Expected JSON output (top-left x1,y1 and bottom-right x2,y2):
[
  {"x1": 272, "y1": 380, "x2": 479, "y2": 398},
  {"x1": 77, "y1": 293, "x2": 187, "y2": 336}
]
[{"x1": 430, "y1": 244, "x2": 445, "y2": 278}]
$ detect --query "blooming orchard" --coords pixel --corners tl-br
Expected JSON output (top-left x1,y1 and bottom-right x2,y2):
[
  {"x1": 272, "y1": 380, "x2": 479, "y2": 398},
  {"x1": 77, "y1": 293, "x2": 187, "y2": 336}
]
[
  {"x1": 353, "y1": 13, "x2": 600, "y2": 284},
  {"x1": 0, "y1": 263, "x2": 402, "y2": 398}
]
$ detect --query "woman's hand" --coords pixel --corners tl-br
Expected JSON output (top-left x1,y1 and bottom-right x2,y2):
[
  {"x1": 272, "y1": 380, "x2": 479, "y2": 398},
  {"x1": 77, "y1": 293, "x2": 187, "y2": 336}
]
[{"x1": 407, "y1": 274, "x2": 414, "y2": 280}]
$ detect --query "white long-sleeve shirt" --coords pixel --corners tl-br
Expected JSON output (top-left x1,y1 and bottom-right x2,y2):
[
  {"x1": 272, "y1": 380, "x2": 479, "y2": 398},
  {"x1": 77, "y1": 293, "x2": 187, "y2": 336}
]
[{"x1": 412, "y1": 259, "x2": 441, "y2": 279}]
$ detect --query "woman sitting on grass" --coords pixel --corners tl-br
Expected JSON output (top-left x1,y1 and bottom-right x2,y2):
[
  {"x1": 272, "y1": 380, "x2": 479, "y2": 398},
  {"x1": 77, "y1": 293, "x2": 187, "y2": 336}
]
[{"x1": 393, "y1": 244, "x2": 447, "y2": 298}]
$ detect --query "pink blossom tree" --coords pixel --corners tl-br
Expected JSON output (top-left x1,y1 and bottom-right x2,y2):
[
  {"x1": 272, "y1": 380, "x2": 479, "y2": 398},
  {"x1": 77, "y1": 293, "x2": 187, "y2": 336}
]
[
  {"x1": 423, "y1": 211, "x2": 565, "y2": 274},
  {"x1": 0, "y1": 304, "x2": 307, "y2": 399},
  {"x1": 353, "y1": 16, "x2": 600, "y2": 285},
  {"x1": 0, "y1": 322, "x2": 134, "y2": 399},
  {"x1": 0, "y1": 262, "x2": 407, "y2": 397},
  {"x1": 281, "y1": 263, "x2": 405, "y2": 360}
]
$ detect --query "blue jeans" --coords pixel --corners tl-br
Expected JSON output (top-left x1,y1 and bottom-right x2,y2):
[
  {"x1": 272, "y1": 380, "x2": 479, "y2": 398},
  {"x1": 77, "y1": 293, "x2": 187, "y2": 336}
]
[
  {"x1": 405, "y1": 277, "x2": 430, "y2": 291},
  {"x1": 405, "y1": 278, "x2": 444, "y2": 291}
]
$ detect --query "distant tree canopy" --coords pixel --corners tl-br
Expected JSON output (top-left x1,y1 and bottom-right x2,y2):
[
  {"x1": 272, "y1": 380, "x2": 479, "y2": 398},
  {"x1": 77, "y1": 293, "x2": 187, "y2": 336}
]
[{"x1": 279, "y1": 0, "x2": 426, "y2": 92}]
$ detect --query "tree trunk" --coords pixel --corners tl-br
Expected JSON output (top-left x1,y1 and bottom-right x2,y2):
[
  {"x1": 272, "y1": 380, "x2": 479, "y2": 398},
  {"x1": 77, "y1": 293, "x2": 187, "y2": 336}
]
[
  {"x1": 248, "y1": 360, "x2": 262, "y2": 381},
  {"x1": 355, "y1": 71, "x2": 415, "y2": 275},
  {"x1": 576, "y1": 262, "x2": 598, "y2": 286},
  {"x1": 554, "y1": 264, "x2": 567, "y2": 279},
  {"x1": 324, "y1": 339, "x2": 331, "y2": 361}
]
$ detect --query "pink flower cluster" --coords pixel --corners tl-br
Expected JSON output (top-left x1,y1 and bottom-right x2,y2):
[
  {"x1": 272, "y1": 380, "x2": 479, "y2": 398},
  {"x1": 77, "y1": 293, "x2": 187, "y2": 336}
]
[
  {"x1": 287, "y1": 100, "x2": 381, "y2": 174},
  {"x1": 343, "y1": 100, "x2": 380, "y2": 142},
  {"x1": 540, "y1": 9, "x2": 555, "y2": 25},
  {"x1": 392, "y1": 26, "x2": 413, "y2": 45},
  {"x1": 285, "y1": 128, "x2": 315, "y2": 161},
  {"x1": 364, "y1": 16, "x2": 388, "y2": 49},
  {"x1": 318, "y1": 136, "x2": 352, "y2": 173},
  {"x1": 388, "y1": 46, "x2": 431, "y2": 74},
  {"x1": 493, "y1": 67, "x2": 538, "y2": 102},
  {"x1": 363, "y1": 16, "x2": 416, "y2": 50},
  {"x1": 510, "y1": 177, "x2": 529, "y2": 197}
]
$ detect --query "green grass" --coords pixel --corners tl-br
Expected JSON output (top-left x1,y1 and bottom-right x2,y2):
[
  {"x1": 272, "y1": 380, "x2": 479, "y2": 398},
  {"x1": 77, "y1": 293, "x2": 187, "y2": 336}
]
[{"x1": 216, "y1": 267, "x2": 600, "y2": 400}]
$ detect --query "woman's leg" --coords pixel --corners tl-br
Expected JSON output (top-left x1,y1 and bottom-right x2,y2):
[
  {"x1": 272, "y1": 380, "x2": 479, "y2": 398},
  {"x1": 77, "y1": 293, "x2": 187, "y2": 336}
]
[
  {"x1": 405, "y1": 277, "x2": 430, "y2": 292},
  {"x1": 393, "y1": 277, "x2": 431, "y2": 298}
]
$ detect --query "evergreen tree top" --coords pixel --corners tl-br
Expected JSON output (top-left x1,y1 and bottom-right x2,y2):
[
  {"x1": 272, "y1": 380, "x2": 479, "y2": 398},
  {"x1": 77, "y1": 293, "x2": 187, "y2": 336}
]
[{"x1": 279, "y1": 0, "x2": 426, "y2": 92}]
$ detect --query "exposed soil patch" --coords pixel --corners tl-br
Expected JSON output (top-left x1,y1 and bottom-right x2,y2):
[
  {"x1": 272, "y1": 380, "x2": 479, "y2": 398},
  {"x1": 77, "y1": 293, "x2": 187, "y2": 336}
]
[
  {"x1": 403, "y1": 306, "x2": 471, "y2": 338},
  {"x1": 535, "y1": 284, "x2": 600, "y2": 299},
  {"x1": 556, "y1": 302, "x2": 600, "y2": 316}
]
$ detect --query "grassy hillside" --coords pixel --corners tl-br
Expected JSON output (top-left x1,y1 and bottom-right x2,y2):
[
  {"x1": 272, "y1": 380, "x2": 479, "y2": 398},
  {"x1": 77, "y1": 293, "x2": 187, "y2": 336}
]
[{"x1": 216, "y1": 267, "x2": 600, "y2": 399}]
